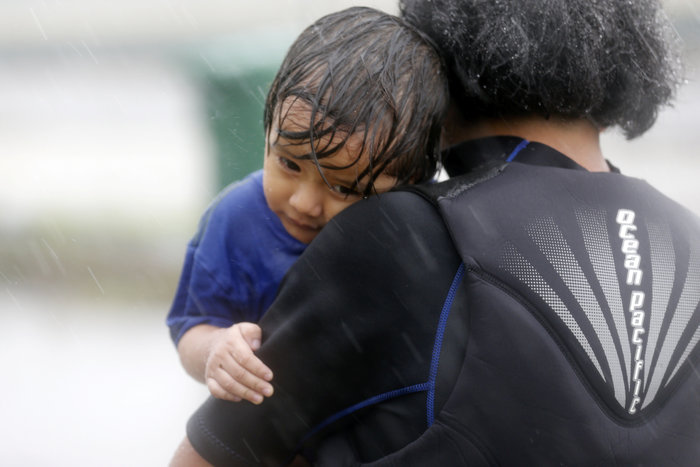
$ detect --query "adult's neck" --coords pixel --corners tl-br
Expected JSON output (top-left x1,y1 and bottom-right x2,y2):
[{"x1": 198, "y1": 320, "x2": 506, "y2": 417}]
[{"x1": 444, "y1": 113, "x2": 610, "y2": 172}]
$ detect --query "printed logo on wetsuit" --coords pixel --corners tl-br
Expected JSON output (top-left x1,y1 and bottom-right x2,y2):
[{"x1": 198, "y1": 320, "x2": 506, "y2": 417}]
[
  {"x1": 616, "y1": 209, "x2": 646, "y2": 414},
  {"x1": 500, "y1": 208, "x2": 699, "y2": 417}
]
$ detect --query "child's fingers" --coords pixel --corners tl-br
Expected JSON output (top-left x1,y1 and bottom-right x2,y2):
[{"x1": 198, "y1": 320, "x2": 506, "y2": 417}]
[
  {"x1": 206, "y1": 373, "x2": 258, "y2": 404},
  {"x1": 237, "y1": 322, "x2": 263, "y2": 351},
  {"x1": 219, "y1": 353, "x2": 274, "y2": 399},
  {"x1": 208, "y1": 362, "x2": 271, "y2": 404},
  {"x1": 231, "y1": 326, "x2": 274, "y2": 382},
  {"x1": 204, "y1": 324, "x2": 274, "y2": 402}
]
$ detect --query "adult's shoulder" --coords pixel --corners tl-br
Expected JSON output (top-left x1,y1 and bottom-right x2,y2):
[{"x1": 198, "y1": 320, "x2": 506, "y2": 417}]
[
  {"x1": 316, "y1": 187, "x2": 448, "y2": 251},
  {"x1": 265, "y1": 186, "x2": 463, "y2": 350}
]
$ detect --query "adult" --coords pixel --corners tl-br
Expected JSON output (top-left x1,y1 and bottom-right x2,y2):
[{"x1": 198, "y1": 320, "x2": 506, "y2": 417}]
[{"x1": 172, "y1": 0, "x2": 700, "y2": 465}]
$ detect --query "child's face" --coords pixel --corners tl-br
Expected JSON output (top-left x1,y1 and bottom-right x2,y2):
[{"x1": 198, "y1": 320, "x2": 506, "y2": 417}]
[{"x1": 263, "y1": 100, "x2": 397, "y2": 244}]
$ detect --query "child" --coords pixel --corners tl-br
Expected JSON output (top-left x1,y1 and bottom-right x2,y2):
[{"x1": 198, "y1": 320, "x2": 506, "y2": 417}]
[{"x1": 166, "y1": 6, "x2": 448, "y2": 405}]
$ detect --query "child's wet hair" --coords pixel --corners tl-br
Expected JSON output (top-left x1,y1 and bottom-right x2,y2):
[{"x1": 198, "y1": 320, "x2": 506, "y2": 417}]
[
  {"x1": 400, "y1": 0, "x2": 683, "y2": 139},
  {"x1": 264, "y1": 6, "x2": 449, "y2": 196}
]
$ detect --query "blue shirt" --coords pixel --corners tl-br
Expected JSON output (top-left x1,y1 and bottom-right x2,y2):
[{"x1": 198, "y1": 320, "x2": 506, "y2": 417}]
[{"x1": 166, "y1": 170, "x2": 307, "y2": 345}]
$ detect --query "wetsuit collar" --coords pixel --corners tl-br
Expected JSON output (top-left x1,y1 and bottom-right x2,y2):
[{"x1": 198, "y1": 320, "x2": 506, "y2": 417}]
[{"x1": 443, "y1": 136, "x2": 620, "y2": 176}]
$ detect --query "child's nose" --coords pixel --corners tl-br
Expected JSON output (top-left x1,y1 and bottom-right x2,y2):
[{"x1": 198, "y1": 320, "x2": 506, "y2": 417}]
[{"x1": 289, "y1": 183, "x2": 323, "y2": 218}]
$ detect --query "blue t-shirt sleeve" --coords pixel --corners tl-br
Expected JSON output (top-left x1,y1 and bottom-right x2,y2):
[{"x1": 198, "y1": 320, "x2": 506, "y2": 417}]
[
  {"x1": 166, "y1": 171, "x2": 305, "y2": 346},
  {"x1": 166, "y1": 203, "x2": 249, "y2": 345},
  {"x1": 165, "y1": 175, "x2": 258, "y2": 345}
]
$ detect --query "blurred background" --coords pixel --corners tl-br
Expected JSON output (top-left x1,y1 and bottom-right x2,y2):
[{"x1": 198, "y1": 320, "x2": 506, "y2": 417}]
[{"x1": 1, "y1": 0, "x2": 698, "y2": 465}]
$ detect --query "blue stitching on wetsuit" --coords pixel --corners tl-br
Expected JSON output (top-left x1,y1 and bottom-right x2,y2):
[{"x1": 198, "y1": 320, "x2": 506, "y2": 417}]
[
  {"x1": 426, "y1": 263, "x2": 466, "y2": 427},
  {"x1": 297, "y1": 263, "x2": 467, "y2": 450},
  {"x1": 506, "y1": 139, "x2": 529, "y2": 162},
  {"x1": 300, "y1": 382, "x2": 432, "y2": 444}
]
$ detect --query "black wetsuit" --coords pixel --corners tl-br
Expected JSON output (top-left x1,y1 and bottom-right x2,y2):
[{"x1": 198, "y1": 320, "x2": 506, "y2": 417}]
[{"x1": 187, "y1": 137, "x2": 700, "y2": 466}]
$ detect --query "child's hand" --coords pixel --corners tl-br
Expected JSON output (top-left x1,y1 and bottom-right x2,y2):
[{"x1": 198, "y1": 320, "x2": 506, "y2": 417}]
[{"x1": 204, "y1": 322, "x2": 274, "y2": 404}]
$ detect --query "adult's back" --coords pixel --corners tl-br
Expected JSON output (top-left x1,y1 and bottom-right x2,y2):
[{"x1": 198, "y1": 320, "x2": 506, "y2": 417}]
[
  {"x1": 369, "y1": 137, "x2": 700, "y2": 464},
  {"x1": 178, "y1": 136, "x2": 700, "y2": 466}
]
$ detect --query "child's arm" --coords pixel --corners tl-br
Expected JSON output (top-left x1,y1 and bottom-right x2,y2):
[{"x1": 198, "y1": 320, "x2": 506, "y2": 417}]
[{"x1": 177, "y1": 323, "x2": 274, "y2": 404}]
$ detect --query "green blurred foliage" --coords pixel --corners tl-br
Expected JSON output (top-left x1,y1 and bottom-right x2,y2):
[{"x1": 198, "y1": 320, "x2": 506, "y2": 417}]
[{"x1": 202, "y1": 68, "x2": 277, "y2": 189}]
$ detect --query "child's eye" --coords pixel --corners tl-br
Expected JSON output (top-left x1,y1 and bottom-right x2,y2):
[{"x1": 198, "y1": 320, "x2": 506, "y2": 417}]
[
  {"x1": 330, "y1": 184, "x2": 362, "y2": 198},
  {"x1": 277, "y1": 156, "x2": 300, "y2": 172}
]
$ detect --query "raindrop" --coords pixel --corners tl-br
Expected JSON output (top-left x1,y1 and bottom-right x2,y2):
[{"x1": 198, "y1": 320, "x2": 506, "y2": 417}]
[
  {"x1": 41, "y1": 238, "x2": 66, "y2": 277},
  {"x1": 241, "y1": 437, "x2": 260, "y2": 463},
  {"x1": 342, "y1": 321, "x2": 363, "y2": 353},
  {"x1": 29, "y1": 8, "x2": 48, "y2": 41},
  {"x1": 4, "y1": 287, "x2": 23, "y2": 311},
  {"x1": 0, "y1": 270, "x2": 11, "y2": 286},
  {"x1": 29, "y1": 240, "x2": 51, "y2": 276},
  {"x1": 87, "y1": 267, "x2": 104, "y2": 295},
  {"x1": 81, "y1": 40, "x2": 99, "y2": 65},
  {"x1": 199, "y1": 53, "x2": 216, "y2": 73}
]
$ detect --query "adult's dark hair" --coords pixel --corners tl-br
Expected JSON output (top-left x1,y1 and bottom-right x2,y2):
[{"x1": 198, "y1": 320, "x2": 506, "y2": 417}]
[
  {"x1": 264, "y1": 6, "x2": 449, "y2": 195},
  {"x1": 400, "y1": 0, "x2": 683, "y2": 139}
]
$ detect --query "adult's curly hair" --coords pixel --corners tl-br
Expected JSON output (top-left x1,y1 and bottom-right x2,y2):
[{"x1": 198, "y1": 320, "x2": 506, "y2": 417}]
[{"x1": 400, "y1": 0, "x2": 683, "y2": 139}]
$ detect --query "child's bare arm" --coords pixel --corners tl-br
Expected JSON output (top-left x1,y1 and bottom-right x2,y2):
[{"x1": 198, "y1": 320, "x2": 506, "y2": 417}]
[{"x1": 177, "y1": 323, "x2": 274, "y2": 404}]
